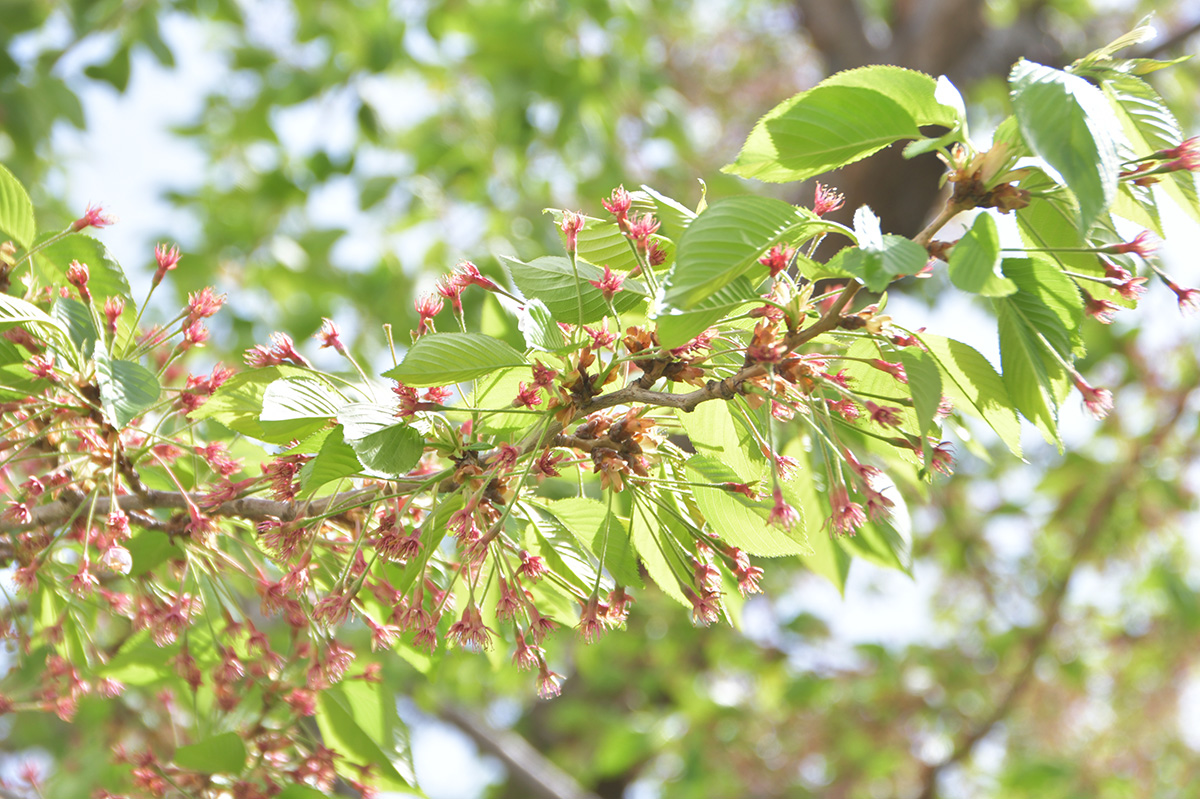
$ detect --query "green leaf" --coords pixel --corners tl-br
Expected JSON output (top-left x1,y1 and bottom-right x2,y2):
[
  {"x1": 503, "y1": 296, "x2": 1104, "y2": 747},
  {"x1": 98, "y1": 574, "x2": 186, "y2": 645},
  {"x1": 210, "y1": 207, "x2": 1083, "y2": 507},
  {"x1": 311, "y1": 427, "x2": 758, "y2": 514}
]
[
  {"x1": 675, "y1": 401, "x2": 766, "y2": 483},
  {"x1": 655, "y1": 275, "x2": 759, "y2": 351},
  {"x1": 899, "y1": 349, "x2": 943, "y2": 456},
  {"x1": 518, "y1": 298, "x2": 566, "y2": 352},
  {"x1": 830, "y1": 206, "x2": 929, "y2": 292},
  {"x1": 259, "y1": 376, "x2": 344, "y2": 443},
  {"x1": 385, "y1": 332, "x2": 527, "y2": 387},
  {"x1": 52, "y1": 298, "x2": 99, "y2": 354},
  {"x1": 35, "y1": 233, "x2": 133, "y2": 302},
  {"x1": 94, "y1": 344, "x2": 160, "y2": 428},
  {"x1": 276, "y1": 787, "x2": 330, "y2": 799},
  {"x1": 1009, "y1": 60, "x2": 1122, "y2": 233},
  {"x1": 686, "y1": 455, "x2": 810, "y2": 557},
  {"x1": 457, "y1": 367, "x2": 534, "y2": 434},
  {"x1": 662, "y1": 196, "x2": 843, "y2": 310},
  {"x1": 1001, "y1": 257, "x2": 1084, "y2": 356},
  {"x1": 338, "y1": 402, "x2": 424, "y2": 478},
  {"x1": 315, "y1": 681, "x2": 414, "y2": 791},
  {"x1": 629, "y1": 487, "x2": 692, "y2": 607},
  {"x1": 1102, "y1": 73, "x2": 1200, "y2": 225},
  {"x1": 947, "y1": 214, "x2": 1017, "y2": 296},
  {"x1": 996, "y1": 300, "x2": 1066, "y2": 447},
  {"x1": 189, "y1": 365, "x2": 311, "y2": 437},
  {"x1": 299, "y1": 426, "x2": 363, "y2": 495},
  {"x1": 0, "y1": 162, "x2": 35, "y2": 249},
  {"x1": 501, "y1": 255, "x2": 649, "y2": 324},
  {"x1": 638, "y1": 183, "x2": 697, "y2": 239},
  {"x1": 785, "y1": 455, "x2": 851, "y2": 591},
  {"x1": 173, "y1": 732, "x2": 246, "y2": 774},
  {"x1": 543, "y1": 498, "x2": 641, "y2": 588},
  {"x1": 0, "y1": 292, "x2": 77, "y2": 365},
  {"x1": 919, "y1": 334, "x2": 1022, "y2": 457},
  {"x1": 724, "y1": 66, "x2": 959, "y2": 183}
]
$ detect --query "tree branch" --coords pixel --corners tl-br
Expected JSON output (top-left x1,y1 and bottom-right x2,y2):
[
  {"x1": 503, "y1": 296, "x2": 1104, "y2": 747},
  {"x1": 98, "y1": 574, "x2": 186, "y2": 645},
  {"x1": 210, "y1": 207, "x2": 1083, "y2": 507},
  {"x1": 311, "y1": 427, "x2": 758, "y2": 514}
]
[{"x1": 439, "y1": 704, "x2": 603, "y2": 799}]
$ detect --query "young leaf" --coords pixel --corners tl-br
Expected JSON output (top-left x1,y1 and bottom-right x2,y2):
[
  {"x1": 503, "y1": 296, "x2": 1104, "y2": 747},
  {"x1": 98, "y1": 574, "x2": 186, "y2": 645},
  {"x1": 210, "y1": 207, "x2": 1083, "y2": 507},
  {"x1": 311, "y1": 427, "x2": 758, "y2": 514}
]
[
  {"x1": 0, "y1": 163, "x2": 35, "y2": 249},
  {"x1": 996, "y1": 301, "x2": 1066, "y2": 447},
  {"x1": 0, "y1": 293, "x2": 78, "y2": 366},
  {"x1": 662, "y1": 195, "x2": 843, "y2": 311},
  {"x1": 52, "y1": 297, "x2": 99, "y2": 354},
  {"x1": 899, "y1": 349, "x2": 943, "y2": 456},
  {"x1": 315, "y1": 681, "x2": 415, "y2": 791},
  {"x1": 831, "y1": 207, "x2": 929, "y2": 293},
  {"x1": 259, "y1": 376, "x2": 344, "y2": 443},
  {"x1": 629, "y1": 487, "x2": 692, "y2": 607},
  {"x1": 189, "y1": 365, "x2": 312, "y2": 438},
  {"x1": 725, "y1": 66, "x2": 960, "y2": 183},
  {"x1": 299, "y1": 426, "x2": 363, "y2": 495},
  {"x1": 518, "y1": 298, "x2": 567, "y2": 352},
  {"x1": 173, "y1": 733, "x2": 246, "y2": 774},
  {"x1": 918, "y1": 334, "x2": 1022, "y2": 457},
  {"x1": 338, "y1": 402, "x2": 424, "y2": 478},
  {"x1": 947, "y1": 213, "x2": 1017, "y2": 296},
  {"x1": 94, "y1": 344, "x2": 161, "y2": 429},
  {"x1": 655, "y1": 275, "x2": 759, "y2": 351},
  {"x1": 543, "y1": 498, "x2": 641, "y2": 588},
  {"x1": 686, "y1": 456, "x2": 810, "y2": 557},
  {"x1": 35, "y1": 234, "x2": 134, "y2": 302},
  {"x1": 385, "y1": 332, "x2": 527, "y2": 387},
  {"x1": 1009, "y1": 60, "x2": 1123, "y2": 233}
]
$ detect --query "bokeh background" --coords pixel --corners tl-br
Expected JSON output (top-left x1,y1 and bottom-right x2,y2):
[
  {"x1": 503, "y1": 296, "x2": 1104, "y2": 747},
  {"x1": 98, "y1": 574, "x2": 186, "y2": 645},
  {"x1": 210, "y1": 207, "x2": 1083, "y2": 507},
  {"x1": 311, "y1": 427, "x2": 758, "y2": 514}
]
[{"x1": 3, "y1": 1, "x2": 1200, "y2": 797}]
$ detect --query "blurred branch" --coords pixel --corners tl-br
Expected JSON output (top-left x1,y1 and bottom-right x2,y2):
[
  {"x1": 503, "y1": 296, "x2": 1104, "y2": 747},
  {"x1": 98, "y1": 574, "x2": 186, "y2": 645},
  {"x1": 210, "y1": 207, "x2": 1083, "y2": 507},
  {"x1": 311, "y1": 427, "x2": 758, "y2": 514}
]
[
  {"x1": 440, "y1": 704, "x2": 603, "y2": 799},
  {"x1": 916, "y1": 385, "x2": 1193, "y2": 799}
]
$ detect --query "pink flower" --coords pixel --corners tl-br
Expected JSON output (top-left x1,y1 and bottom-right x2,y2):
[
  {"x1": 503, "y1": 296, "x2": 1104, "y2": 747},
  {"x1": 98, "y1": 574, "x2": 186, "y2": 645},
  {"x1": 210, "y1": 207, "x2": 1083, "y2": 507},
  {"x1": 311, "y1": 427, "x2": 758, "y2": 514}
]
[
  {"x1": 26, "y1": 354, "x2": 56, "y2": 381},
  {"x1": 767, "y1": 486, "x2": 800, "y2": 530},
  {"x1": 626, "y1": 213, "x2": 660, "y2": 252},
  {"x1": 286, "y1": 688, "x2": 317, "y2": 716},
  {"x1": 870, "y1": 359, "x2": 907, "y2": 383},
  {"x1": 813, "y1": 182, "x2": 845, "y2": 216},
  {"x1": 448, "y1": 605, "x2": 493, "y2": 652},
  {"x1": 731, "y1": 548, "x2": 764, "y2": 596},
  {"x1": 588, "y1": 264, "x2": 626, "y2": 301},
  {"x1": 518, "y1": 550, "x2": 549, "y2": 581},
  {"x1": 828, "y1": 486, "x2": 866, "y2": 535},
  {"x1": 1074, "y1": 376, "x2": 1113, "y2": 420},
  {"x1": 1085, "y1": 295, "x2": 1120, "y2": 324},
  {"x1": 452, "y1": 261, "x2": 500, "y2": 293},
  {"x1": 864, "y1": 401, "x2": 903, "y2": 427},
  {"x1": 513, "y1": 381, "x2": 542, "y2": 408},
  {"x1": 577, "y1": 593, "x2": 610, "y2": 644},
  {"x1": 1103, "y1": 230, "x2": 1157, "y2": 259},
  {"x1": 103, "y1": 296, "x2": 124, "y2": 335},
  {"x1": 561, "y1": 211, "x2": 585, "y2": 254},
  {"x1": 512, "y1": 631, "x2": 541, "y2": 671},
  {"x1": 1157, "y1": 136, "x2": 1200, "y2": 171},
  {"x1": 315, "y1": 318, "x2": 345, "y2": 353},
  {"x1": 72, "y1": 203, "x2": 114, "y2": 232},
  {"x1": 66, "y1": 260, "x2": 91, "y2": 303},
  {"x1": 152, "y1": 243, "x2": 181, "y2": 285},
  {"x1": 187, "y1": 287, "x2": 226, "y2": 322},
  {"x1": 435, "y1": 278, "x2": 464, "y2": 315},
  {"x1": 536, "y1": 662, "x2": 563, "y2": 699},
  {"x1": 1164, "y1": 277, "x2": 1200, "y2": 316},
  {"x1": 758, "y1": 244, "x2": 795, "y2": 278},
  {"x1": 602, "y1": 185, "x2": 632, "y2": 225}
]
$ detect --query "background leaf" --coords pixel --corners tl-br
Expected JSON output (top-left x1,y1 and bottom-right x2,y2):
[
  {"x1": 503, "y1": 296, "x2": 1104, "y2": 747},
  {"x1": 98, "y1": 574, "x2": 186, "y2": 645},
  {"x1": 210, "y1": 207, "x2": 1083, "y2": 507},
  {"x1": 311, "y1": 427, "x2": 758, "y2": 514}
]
[{"x1": 0, "y1": 162, "x2": 35, "y2": 249}]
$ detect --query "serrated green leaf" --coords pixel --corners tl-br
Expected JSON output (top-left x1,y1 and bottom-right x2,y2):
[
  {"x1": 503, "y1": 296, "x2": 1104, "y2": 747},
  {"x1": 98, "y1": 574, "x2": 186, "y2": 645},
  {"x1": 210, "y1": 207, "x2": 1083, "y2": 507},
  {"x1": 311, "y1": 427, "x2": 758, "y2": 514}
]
[
  {"x1": 948, "y1": 214, "x2": 1017, "y2": 296},
  {"x1": 0, "y1": 292, "x2": 77, "y2": 366},
  {"x1": 725, "y1": 66, "x2": 959, "y2": 183},
  {"x1": 94, "y1": 344, "x2": 160, "y2": 428},
  {"x1": 338, "y1": 402, "x2": 424, "y2": 478},
  {"x1": 456, "y1": 367, "x2": 535, "y2": 434},
  {"x1": 655, "y1": 275, "x2": 759, "y2": 351},
  {"x1": 258, "y1": 376, "x2": 343, "y2": 443},
  {"x1": 662, "y1": 196, "x2": 843, "y2": 310},
  {"x1": 1001, "y1": 257, "x2": 1084, "y2": 356},
  {"x1": 52, "y1": 298, "x2": 99, "y2": 354},
  {"x1": 35, "y1": 233, "x2": 133, "y2": 302},
  {"x1": 831, "y1": 208, "x2": 929, "y2": 292},
  {"x1": 1102, "y1": 73, "x2": 1200, "y2": 225},
  {"x1": 629, "y1": 487, "x2": 691, "y2": 607},
  {"x1": 1010, "y1": 60, "x2": 1122, "y2": 233},
  {"x1": 518, "y1": 298, "x2": 566, "y2": 352},
  {"x1": 385, "y1": 332, "x2": 526, "y2": 387},
  {"x1": 675, "y1": 401, "x2": 766, "y2": 483},
  {"x1": 188, "y1": 365, "x2": 311, "y2": 437},
  {"x1": 501, "y1": 255, "x2": 649, "y2": 325},
  {"x1": 546, "y1": 206, "x2": 675, "y2": 273},
  {"x1": 996, "y1": 301, "x2": 1065, "y2": 447},
  {"x1": 0, "y1": 162, "x2": 35, "y2": 249},
  {"x1": 316, "y1": 682, "x2": 414, "y2": 791},
  {"x1": 899, "y1": 349, "x2": 942, "y2": 456},
  {"x1": 173, "y1": 733, "x2": 246, "y2": 774},
  {"x1": 686, "y1": 455, "x2": 809, "y2": 557},
  {"x1": 542, "y1": 498, "x2": 641, "y2": 588},
  {"x1": 919, "y1": 334, "x2": 1022, "y2": 457},
  {"x1": 299, "y1": 426, "x2": 362, "y2": 495}
]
